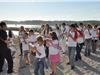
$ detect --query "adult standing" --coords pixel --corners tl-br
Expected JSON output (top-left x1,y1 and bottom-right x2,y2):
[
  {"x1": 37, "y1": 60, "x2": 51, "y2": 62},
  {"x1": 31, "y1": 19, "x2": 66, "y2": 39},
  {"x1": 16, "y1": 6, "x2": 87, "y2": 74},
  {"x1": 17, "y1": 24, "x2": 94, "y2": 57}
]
[
  {"x1": 0, "y1": 22, "x2": 13, "y2": 74},
  {"x1": 84, "y1": 24, "x2": 92, "y2": 56},
  {"x1": 18, "y1": 26, "x2": 26, "y2": 56},
  {"x1": 67, "y1": 24, "x2": 78, "y2": 69}
]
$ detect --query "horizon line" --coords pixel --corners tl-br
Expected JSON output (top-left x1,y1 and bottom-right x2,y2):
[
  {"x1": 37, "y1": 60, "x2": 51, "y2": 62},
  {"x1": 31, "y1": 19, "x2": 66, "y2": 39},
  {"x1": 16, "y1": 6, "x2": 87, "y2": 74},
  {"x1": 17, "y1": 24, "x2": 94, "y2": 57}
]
[{"x1": 1, "y1": 19, "x2": 100, "y2": 22}]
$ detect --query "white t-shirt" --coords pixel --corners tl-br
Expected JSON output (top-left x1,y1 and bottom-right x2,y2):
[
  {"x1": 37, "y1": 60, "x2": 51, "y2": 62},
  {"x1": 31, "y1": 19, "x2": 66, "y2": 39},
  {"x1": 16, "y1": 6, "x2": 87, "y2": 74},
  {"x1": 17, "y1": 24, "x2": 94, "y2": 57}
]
[
  {"x1": 61, "y1": 26, "x2": 64, "y2": 33},
  {"x1": 65, "y1": 26, "x2": 69, "y2": 33},
  {"x1": 35, "y1": 44, "x2": 46, "y2": 58},
  {"x1": 77, "y1": 37, "x2": 84, "y2": 43},
  {"x1": 49, "y1": 40, "x2": 59, "y2": 55},
  {"x1": 8, "y1": 38, "x2": 15, "y2": 46},
  {"x1": 22, "y1": 38, "x2": 29, "y2": 51},
  {"x1": 68, "y1": 31, "x2": 77, "y2": 47},
  {"x1": 19, "y1": 31, "x2": 24, "y2": 43},
  {"x1": 84, "y1": 29, "x2": 92, "y2": 39},
  {"x1": 8, "y1": 37, "x2": 16, "y2": 51},
  {"x1": 91, "y1": 28, "x2": 97, "y2": 39},
  {"x1": 28, "y1": 35, "x2": 37, "y2": 43},
  {"x1": 55, "y1": 30, "x2": 61, "y2": 38}
]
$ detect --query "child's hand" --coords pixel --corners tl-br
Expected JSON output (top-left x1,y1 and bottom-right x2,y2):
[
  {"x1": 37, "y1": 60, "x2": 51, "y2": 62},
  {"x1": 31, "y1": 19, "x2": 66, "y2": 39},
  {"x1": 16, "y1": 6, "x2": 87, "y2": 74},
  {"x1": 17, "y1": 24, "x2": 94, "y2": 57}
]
[{"x1": 31, "y1": 46, "x2": 36, "y2": 53}]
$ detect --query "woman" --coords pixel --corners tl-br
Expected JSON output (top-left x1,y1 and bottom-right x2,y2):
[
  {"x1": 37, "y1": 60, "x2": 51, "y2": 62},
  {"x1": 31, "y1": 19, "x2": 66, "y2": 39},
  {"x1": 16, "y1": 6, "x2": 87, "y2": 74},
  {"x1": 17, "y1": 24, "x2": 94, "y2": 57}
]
[
  {"x1": 75, "y1": 25, "x2": 84, "y2": 61},
  {"x1": 41, "y1": 24, "x2": 50, "y2": 58},
  {"x1": 18, "y1": 26, "x2": 26, "y2": 56}
]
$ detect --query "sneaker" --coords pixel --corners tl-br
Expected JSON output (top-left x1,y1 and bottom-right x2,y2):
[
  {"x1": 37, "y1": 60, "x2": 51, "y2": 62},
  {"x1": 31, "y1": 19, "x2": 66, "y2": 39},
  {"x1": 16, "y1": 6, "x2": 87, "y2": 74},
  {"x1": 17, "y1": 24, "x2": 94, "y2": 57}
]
[
  {"x1": 62, "y1": 52, "x2": 66, "y2": 54},
  {"x1": 0, "y1": 70, "x2": 3, "y2": 73},
  {"x1": 71, "y1": 66, "x2": 75, "y2": 70},
  {"x1": 7, "y1": 70, "x2": 13, "y2": 74},
  {"x1": 19, "y1": 54, "x2": 22, "y2": 56},
  {"x1": 67, "y1": 62, "x2": 70, "y2": 65},
  {"x1": 75, "y1": 58, "x2": 78, "y2": 61},
  {"x1": 50, "y1": 72, "x2": 56, "y2": 75},
  {"x1": 84, "y1": 54, "x2": 87, "y2": 56}
]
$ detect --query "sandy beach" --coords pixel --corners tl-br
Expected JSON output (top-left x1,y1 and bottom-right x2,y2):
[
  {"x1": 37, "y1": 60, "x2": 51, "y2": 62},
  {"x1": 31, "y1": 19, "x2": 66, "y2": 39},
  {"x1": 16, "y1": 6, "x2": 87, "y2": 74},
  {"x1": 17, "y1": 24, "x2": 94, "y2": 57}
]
[{"x1": 0, "y1": 39, "x2": 100, "y2": 75}]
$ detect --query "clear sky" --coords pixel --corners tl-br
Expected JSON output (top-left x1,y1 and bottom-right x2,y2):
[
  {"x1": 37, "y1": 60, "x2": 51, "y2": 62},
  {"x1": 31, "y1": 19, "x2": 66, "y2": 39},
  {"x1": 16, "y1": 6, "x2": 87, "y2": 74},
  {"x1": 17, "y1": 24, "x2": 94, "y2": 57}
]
[
  {"x1": 0, "y1": 0, "x2": 100, "y2": 21},
  {"x1": 0, "y1": 0, "x2": 100, "y2": 2}
]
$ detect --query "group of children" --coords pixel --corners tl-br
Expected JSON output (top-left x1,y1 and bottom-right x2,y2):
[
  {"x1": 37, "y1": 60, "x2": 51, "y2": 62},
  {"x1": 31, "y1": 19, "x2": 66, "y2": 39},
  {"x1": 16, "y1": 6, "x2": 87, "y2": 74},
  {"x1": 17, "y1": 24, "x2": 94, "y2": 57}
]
[{"x1": 8, "y1": 23, "x2": 100, "y2": 75}]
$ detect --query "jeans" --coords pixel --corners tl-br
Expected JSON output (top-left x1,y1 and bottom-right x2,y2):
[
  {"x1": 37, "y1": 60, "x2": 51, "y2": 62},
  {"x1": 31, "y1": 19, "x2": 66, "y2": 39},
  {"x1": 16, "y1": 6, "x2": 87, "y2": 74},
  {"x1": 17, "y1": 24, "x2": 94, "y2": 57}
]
[
  {"x1": 92, "y1": 39, "x2": 97, "y2": 52},
  {"x1": 19, "y1": 43, "x2": 23, "y2": 55},
  {"x1": 0, "y1": 47, "x2": 13, "y2": 72},
  {"x1": 34, "y1": 58, "x2": 45, "y2": 75},
  {"x1": 68, "y1": 47, "x2": 76, "y2": 66},
  {"x1": 76, "y1": 43, "x2": 84, "y2": 60},
  {"x1": 85, "y1": 38, "x2": 92, "y2": 56}
]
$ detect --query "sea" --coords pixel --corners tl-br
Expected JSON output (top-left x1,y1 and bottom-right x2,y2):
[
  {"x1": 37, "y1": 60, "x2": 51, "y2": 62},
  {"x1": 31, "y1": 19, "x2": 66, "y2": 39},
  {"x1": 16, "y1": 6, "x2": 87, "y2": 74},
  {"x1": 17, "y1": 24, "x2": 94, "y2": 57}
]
[{"x1": 7, "y1": 24, "x2": 55, "y2": 36}]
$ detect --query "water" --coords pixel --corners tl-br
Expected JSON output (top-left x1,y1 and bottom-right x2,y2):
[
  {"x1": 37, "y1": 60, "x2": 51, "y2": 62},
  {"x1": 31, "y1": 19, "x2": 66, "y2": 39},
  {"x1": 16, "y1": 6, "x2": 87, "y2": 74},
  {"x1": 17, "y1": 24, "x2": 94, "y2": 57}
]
[
  {"x1": 7, "y1": 24, "x2": 41, "y2": 36},
  {"x1": 7, "y1": 24, "x2": 41, "y2": 28},
  {"x1": 7, "y1": 24, "x2": 55, "y2": 36}
]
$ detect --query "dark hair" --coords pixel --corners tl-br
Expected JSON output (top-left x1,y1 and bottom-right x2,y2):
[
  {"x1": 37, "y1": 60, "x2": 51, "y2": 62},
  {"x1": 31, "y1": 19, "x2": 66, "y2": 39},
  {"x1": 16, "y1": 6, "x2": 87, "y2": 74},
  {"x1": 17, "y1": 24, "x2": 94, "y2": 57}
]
[
  {"x1": 25, "y1": 32, "x2": 28, "y2": 35},
  {"x1": 29, "y1": 29, "x2": 34, "y2": 32},
  {"x1": 46, "y1": 24, "x2": 49, "y2": 27},
  {"x1": 74, "y1": 23, "x2": 79, "y2": 28},
  {"x1": 56, "y1": 26, "x2": 59, "y2": 30},
  {"x1": 41, "y1": 25, "x2": 45, "y2": 28},
  {"x1": 20, "y1": 26, "x2": 25, "y2": 31},
  {"x1": 49, "y1": 27, "x2": 53, "y2": 31},
  {"x1": 50, "y1": 32, "x2": 58, "y2": 40},
  {"x1": 55, "y1": 24, "x2": 60, "y2": 30},
  {"x1": 70, "y1": 24, "x2": 76, "y2": 28},
  {"x1": 8, "y1": 30, "x2": 13, "y2": 38},
  {"x1": 0, "y1": 21, "x2": 6, "y2": 28},
  {"x1": 62, "y1": 22, "x2": 66, "y2": 25},
  {"x1": 44, "y1": 24, "x2": 50, "y2": 34},
  {"x1": 62, "y1": 23, "x2": 66, "y2": 27},
  {"x1": 88, "y1": 24, "x2": 92, "y2": 28},
  {"x1": 80, "y1": 23, "x2": 83, "y2": 25},
  {"x1": 94, "y1": 25, "x2": 97, "y2": 28}
]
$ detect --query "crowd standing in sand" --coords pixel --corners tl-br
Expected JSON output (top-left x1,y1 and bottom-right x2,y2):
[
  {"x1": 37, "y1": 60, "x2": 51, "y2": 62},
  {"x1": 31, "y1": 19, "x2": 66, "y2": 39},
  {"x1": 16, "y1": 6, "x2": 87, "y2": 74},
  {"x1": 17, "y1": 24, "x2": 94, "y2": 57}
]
[{"x1": 0, "y1": 21, "x2": 100, "y2": 75}]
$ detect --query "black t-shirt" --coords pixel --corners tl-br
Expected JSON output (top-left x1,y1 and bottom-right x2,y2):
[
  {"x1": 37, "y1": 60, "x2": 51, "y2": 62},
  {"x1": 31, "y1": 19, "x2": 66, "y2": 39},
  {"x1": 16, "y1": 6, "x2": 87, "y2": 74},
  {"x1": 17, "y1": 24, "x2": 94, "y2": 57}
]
[{"x1": 0, "y1": 30, "x2": 7, "y2": 47}]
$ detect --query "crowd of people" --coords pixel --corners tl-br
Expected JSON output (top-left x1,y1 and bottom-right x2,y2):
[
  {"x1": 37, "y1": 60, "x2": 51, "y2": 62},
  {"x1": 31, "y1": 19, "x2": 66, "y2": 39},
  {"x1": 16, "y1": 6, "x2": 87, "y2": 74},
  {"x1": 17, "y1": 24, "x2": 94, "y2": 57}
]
[{"x1": 0, "y1": 21, "x2": 100, "y2": 75}]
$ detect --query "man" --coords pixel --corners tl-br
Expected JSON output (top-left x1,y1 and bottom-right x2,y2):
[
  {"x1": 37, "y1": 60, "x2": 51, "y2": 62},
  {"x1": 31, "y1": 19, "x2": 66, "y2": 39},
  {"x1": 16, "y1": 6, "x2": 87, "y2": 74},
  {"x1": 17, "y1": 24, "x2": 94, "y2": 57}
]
[
  {"x1": 67, "y1": 24, "x2": 78, "y2": 70},
  {"x1": 0, "y1": 22, "x2": 13, "y2": 74},
  {"x1": 84, "y1": 24, "x2": 92, "y2": 56}
]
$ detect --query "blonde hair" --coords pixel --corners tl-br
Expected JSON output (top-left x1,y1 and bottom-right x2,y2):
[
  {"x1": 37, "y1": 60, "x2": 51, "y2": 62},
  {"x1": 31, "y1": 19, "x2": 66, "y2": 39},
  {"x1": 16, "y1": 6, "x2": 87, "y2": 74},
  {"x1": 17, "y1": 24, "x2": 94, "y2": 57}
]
[{"x1": 37, "y1": 36, "x2": 44, "y2": 43}]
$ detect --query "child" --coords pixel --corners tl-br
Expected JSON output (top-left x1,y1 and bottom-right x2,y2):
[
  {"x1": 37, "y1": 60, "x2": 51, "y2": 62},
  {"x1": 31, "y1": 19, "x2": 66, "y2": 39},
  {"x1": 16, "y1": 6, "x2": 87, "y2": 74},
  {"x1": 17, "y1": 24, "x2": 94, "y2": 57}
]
[
  {"x1": 28, "y1": 30, "x2": 37, "y2": 59},
  {"x1": 46, "y1": 32, "x2": 61, "y2": 75},
  {"x1": 32, "y1": 36, "x2": 46, "y2": 75},
  {"x1": 28, "y1": 29, "x2": 37, "y2": 44},
  {"x1": 22, "y1": 32, "x2": 30, "y2": 65},
  {"x1": 8, "y1": 30, "x2": 16, "y2": 58}
]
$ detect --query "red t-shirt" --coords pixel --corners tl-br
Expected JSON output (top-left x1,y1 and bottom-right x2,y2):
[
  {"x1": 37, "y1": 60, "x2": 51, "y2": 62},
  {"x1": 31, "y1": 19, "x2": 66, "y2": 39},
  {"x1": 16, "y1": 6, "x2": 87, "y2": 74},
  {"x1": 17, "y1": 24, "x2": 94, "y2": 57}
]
[{"x1": 97, "y1": 28, "x2": 100, "y2": 37}]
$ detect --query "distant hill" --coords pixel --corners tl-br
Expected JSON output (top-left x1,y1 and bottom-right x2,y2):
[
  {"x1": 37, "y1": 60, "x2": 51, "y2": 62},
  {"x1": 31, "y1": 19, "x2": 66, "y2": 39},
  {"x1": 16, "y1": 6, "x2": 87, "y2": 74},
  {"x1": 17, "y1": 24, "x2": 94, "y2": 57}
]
[{"x1": 2, "y1": 20, "x2": 100, "y2": 25}]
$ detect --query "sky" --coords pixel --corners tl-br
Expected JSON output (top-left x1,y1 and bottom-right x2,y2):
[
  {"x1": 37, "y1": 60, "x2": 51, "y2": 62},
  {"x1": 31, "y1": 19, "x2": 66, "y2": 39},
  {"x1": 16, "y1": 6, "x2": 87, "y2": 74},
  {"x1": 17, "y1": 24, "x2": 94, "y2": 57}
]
[
  {"x1": 0, "y1": 0, "x2": 100, "y2": 21},
  {"x1": 0, "y1": 0, "x2": 100, "y2": 2}
]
